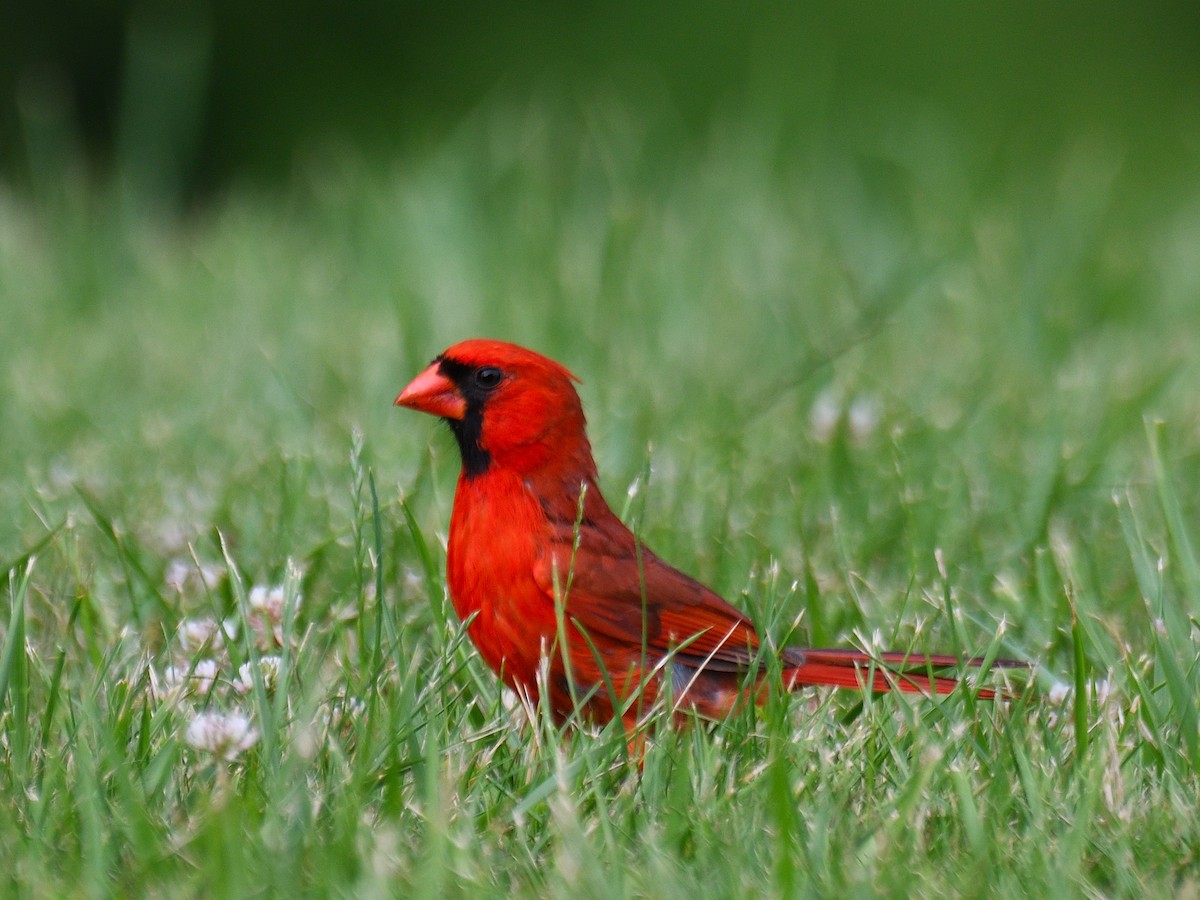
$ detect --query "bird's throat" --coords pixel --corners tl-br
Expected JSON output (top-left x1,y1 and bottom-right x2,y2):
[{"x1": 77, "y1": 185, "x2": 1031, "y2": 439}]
[{"x1": 447, "y1": 413, "x2": 492, "y2": 478}]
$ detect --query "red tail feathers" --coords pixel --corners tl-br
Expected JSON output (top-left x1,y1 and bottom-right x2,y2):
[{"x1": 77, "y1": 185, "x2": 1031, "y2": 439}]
[{"x1": 786, "y1": 648, "x2": 1024, "y2": 700}]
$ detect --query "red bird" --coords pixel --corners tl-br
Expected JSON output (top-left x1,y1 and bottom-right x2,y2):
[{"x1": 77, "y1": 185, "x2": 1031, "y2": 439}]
[{"x1": 396, "y1": 339, "x2": 1018, "y2": 729}]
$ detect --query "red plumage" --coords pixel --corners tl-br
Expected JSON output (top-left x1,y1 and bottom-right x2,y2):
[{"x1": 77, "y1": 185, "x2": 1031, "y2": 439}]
[{"x1": 396, "y1": 339, "x2": 1020, "y2": 729}]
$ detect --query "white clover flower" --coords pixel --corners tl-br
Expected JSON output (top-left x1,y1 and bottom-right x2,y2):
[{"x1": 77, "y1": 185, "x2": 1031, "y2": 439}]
[
  {"x1": 847, "y1": 395, "x2": 881, "y2": 443},
  {"x1": 150, "y1": 665, "x2": 184, "y2": 703},
  {"x1": 178, "y1": 617, "x2": 227, "y2": 654},
  {"x1": 192, "y1": 659, "x2": 219, "y2": 693},
  {"x1": 1046, "y1": 678, "x2": 1122, "y2": 728},
  {"x1": 184, "y1": 711, "x2": 259, "y2": 761},
  {"x1": 1047, "y1": 678, "x2": 1115, "y2": 707},
  {"x1": 165, "y1": 560, "x2": 192, "y2": 592},
  {"x1": 163, "y1": 658, "x2": 219, "y2": 696},
  {"x1": 165, "y1": 559, "x2": 226, "y2": 593},
  {"x1": 163, "y1": 665, "x2": 185, "y2": 690},
  {"x1": 1047, "y1": 681, "x2": 1071, "y2": 705},
  {"x1": 319, "y1": 695, "x2": 367, "y2": 730},
  {"x1": 248, "y1": 585, "x2": 286, "y2": 619},
  {"x1": 809, "y1": 389, "x2": 841, "y2": 443},
  {"x1": 246, "y1": 584, "x2": 300, "y2": 649},
  {"x1": 232, "y1": 656, "x2": 282, "y2": 695},
  {"x1": 401, "y1": 568, "x2": 424, "y2": 598},
  {"x1": 199, "y1": 563, "x2": 226, "y2": 589}
]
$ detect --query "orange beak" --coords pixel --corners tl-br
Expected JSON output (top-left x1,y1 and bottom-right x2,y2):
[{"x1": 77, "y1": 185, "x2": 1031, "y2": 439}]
[{"x1": 394, "y1": 363, "x2": 467, "y2": 420}]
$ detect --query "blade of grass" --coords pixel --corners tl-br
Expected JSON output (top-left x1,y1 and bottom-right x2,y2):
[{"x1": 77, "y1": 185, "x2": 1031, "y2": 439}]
[
  {"x1": 76, "y1": 485, "x2": 171, "y2": 627},
  {"x1": 1068, "y1": 587, "x2": 1090, "y2": 765},
  {"x1": 1148, "y1": 420, "x2": 1200, "y2": 608}
]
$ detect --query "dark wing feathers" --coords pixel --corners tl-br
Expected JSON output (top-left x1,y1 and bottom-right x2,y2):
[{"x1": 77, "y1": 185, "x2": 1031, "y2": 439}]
[
  {"x1": 534, "y1": 515, "x2": 1016, "y2": 696},
  {"x1": 533, "y1": 531, "x2": 762, "y2": 671}
]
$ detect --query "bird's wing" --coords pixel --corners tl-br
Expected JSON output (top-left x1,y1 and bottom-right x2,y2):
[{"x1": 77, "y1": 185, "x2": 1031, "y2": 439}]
[
  {"x1": 531, "y1": 506, "x2": 1022, "y2": 699},
  {"x1": 532, "y1": 529, "x2": 764, "y2": 672}
]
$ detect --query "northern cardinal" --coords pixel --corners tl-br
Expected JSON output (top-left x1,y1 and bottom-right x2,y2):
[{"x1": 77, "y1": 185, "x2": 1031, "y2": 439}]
[{"x1": 396, "y1": 339, "x2": 1020, "y2": 729}]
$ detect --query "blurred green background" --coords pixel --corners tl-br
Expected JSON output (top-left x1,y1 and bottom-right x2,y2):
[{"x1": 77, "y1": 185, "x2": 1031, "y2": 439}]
[{"x1": 5, "y1": 1, "x2": 1200, "y2": 199}]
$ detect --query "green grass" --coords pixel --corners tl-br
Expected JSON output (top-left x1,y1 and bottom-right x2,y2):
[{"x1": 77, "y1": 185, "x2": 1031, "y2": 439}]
[{"x1": 3, "y1": 93, "x2": 1200, "y2": 896}]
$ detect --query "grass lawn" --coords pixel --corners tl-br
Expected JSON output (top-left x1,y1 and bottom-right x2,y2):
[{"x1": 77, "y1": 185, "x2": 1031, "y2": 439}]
[{"x1": 2, "y1": 92, "x2": 1200, "y2": 896}]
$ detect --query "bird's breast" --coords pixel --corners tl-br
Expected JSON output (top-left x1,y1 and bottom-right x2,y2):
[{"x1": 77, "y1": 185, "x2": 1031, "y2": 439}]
[{"x1": 446, "y1": 471, "x2": 559, "y2": 684}]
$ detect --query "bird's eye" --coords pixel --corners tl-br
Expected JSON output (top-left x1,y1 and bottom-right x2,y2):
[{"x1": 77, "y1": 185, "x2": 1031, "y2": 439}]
[{"x1": 474, "y1": 367, "x2": 504, "y2": 389}]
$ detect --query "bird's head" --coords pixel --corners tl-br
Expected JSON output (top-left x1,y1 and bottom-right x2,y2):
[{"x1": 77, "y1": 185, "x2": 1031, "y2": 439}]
[{"x1": 396, "y1": 339, "x2": 594, "y2": 480}]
